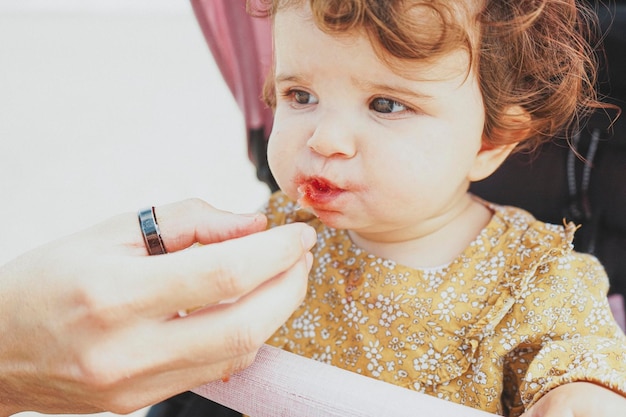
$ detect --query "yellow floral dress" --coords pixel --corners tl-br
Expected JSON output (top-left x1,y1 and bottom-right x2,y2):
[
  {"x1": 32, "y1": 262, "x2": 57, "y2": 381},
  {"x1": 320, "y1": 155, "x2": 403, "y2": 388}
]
[{"x1": 263, "y1": 191, "x2": 626, "y2": 416}]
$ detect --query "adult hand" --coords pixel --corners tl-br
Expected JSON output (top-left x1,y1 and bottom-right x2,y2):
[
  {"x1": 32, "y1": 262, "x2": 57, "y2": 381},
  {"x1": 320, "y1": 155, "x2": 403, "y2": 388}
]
[
  {"x1": 0, "y1": 199, "x2": 316, "y2": 416},
  {"x1": 521, "y1": 382, "x2": 626, "y2": 417}
]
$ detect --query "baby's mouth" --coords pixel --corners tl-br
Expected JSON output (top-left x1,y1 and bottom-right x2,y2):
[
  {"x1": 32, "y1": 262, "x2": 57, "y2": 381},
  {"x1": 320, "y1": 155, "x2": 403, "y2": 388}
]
[{"x1": 297, "y1": 177, "x2": 343, "y2": 208}]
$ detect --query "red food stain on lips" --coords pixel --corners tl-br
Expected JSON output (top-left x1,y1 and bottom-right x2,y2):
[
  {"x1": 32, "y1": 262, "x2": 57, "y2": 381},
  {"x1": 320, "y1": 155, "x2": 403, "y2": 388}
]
[{"x1": 297, "y1": 177, "x2": 343, "y2": 209}]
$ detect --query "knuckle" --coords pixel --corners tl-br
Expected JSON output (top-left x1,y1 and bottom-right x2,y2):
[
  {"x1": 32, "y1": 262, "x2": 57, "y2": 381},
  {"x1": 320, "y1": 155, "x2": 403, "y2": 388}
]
[
  {"x1": 229, "y1": 351, "x2": 259, "y2": 375},
  {"x1": 180, "y1": 197, "x2": 211, "y2": 215},
  {"x1": 239, "y1": 351, "x2": 258, "y2": 370},
  {"x1": 73, "y1": 351, "x2": 125, "y2": 392},
  {"x1": 207, "y1": 353, "x2": 258, "y2": 385},
  {"x1": 209, "y1": 258, "x2": 247, "y2": 298},
  {"x1": 163, "y1": 198, "x2": 211, "y2": 231},
  {"x1": 70, "y1": 283, "x2": 126, "y2": 330},
  {"x1": 71, "y1": 351, "x2": 146, "y2": 414},
  {"x1": 225, "y1": 325, "x2": 265, "y2": 358}
]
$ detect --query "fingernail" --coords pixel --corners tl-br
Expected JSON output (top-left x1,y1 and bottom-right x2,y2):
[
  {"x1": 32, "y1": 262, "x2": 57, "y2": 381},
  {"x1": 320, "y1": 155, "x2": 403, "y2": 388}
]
[
  {"x1": 241, "y1": 213, "x2": 266, "y2": 224},
  {"x1": 242, "y1": 212, "x2": 262, "y2": 218},
  {"x1": 301, "y1": 225, "x2": 317, "y2": 249}
]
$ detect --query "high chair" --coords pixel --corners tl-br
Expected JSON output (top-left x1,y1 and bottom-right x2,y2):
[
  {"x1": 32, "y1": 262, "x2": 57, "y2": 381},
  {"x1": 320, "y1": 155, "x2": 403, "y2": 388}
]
[{"x1": 146, "y1": 1, "x2": 626, "y2": 416}]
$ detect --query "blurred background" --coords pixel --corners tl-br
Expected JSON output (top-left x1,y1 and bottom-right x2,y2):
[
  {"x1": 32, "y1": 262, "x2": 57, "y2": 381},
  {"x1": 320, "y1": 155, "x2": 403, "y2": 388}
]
[{"x1": 0, "y1": 1, "x2": 270, "y2": 416}]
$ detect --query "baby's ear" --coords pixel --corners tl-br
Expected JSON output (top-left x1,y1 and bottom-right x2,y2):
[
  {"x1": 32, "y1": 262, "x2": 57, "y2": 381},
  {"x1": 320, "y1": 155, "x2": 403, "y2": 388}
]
[
  {"x1": 468, "y1": 106, "x2": 530, "y2": 182},
  {"x1": 467, "y1": 141, "x2": 517, "y2": 182}
]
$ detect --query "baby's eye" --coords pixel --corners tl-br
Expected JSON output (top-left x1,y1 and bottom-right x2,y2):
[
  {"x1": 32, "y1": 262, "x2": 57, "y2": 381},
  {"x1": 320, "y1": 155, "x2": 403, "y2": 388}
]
[
  {"x1": 370, "y1": 97, "x2": 407, "y2": 114},
  {"x1": 292, "y1": 90, "x2": 319, "y2": 105}
]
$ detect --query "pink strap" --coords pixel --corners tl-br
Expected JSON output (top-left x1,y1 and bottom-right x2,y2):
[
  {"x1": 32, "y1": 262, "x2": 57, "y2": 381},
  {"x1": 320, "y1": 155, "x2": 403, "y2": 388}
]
[
  {"x1": 190, "y1": 0, "x2": 273, "y2": 132},
  {"x1": 193, "y1": 344, "x2": 495, "y2": 417}
]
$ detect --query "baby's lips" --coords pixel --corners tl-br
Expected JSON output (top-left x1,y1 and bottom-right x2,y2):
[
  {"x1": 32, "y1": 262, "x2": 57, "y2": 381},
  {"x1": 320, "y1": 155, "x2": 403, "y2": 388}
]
[
  {"x1": 296, "y1": 184, "x2": 311, "y2": 209},
  {"x1": 296, "y1": 177, "x2": 341, "y2": 210}
]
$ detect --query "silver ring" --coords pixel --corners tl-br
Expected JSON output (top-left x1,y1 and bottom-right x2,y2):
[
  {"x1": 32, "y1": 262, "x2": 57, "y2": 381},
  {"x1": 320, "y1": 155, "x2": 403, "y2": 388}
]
[{"x1": 138, "y1": 206, "x2": 167, "y2": 255}]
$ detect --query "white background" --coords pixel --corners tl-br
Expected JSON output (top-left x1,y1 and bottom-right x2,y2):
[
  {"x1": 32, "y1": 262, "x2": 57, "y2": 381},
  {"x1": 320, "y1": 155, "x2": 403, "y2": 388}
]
[
  {"x1": 0, "y1": 1, "x2": 270, "y2": 265},
  {"x1": 1, "y1": 1, "x2": 269, "y2": 416}
]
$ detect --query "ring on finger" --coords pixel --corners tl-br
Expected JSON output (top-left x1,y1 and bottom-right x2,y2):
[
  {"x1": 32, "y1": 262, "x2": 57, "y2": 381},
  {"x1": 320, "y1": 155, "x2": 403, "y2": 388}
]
[{"x1": 138, "y1": 206, "x2": 167, "y2": 256}]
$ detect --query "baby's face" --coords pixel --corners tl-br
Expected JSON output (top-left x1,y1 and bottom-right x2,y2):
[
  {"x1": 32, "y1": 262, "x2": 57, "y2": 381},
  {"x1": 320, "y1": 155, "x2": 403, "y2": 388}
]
[{"x1": 268, "y1": 4, "x2": 488, "y2": 244}]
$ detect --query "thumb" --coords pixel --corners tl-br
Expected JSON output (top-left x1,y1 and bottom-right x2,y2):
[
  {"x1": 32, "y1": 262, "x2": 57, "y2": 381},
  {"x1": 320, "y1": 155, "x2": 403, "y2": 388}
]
[{"x1": 152, "y1": 199, "x2": 268, "y2": 252}]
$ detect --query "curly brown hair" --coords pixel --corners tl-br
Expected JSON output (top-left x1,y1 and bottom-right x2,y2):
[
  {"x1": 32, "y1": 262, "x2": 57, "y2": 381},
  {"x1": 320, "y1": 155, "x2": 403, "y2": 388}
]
[{"x1": 251, "y1": 0, "x2": 609, "y2": 151}]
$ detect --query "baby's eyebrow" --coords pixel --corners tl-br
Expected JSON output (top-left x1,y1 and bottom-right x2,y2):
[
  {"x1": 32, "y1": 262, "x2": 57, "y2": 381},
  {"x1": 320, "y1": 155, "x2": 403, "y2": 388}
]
[
  {"x1": 274, "y1": 74, "x2": 307, "y2": 84},
  {"x1": 353, "y1": 78, "x2": 434, "y2": 100}
]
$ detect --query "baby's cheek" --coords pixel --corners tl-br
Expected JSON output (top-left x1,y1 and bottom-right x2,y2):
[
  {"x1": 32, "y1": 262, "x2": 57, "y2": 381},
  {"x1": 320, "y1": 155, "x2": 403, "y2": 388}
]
[
  {"x1": 268, "y1": 159, "x2": 298, "y2": 198},
  {"x1": 266, "y1": 141, "x2": 289, "y2": 184}
]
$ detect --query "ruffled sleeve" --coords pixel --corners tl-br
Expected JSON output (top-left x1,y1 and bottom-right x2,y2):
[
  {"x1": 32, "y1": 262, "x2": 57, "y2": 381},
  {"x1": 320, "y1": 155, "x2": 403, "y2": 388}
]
[{"x1": 502, "y1": 252, "x2": 626, "y2": 415}]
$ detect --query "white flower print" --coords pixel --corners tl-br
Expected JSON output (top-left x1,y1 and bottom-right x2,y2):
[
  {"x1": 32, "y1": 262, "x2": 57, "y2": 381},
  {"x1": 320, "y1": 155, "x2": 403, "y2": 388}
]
[
  {"x1": 264, "y1": 193, "x2": 626, "y2": 415},
  {"x1": 291, "y1": 308, "x2": 321, "y2": 339},
  {"x1": 364, "y1": 340, "x2": 384, "y2": 377}
]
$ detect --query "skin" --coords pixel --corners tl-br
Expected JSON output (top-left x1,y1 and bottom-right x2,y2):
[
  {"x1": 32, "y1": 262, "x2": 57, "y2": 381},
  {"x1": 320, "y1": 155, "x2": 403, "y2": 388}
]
[
  {"x1": 267, "y1": 4, "x2": 626, "y2": 416},
  {"x1": 520, "y1": 382, "x2": 626, "y2": 417},
  {"x1": 0, "y1": 198, "x2": 316, "y2": 416},
  {"x1": 268, "y1": 5, "x2": 513, "y2": 269}
]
